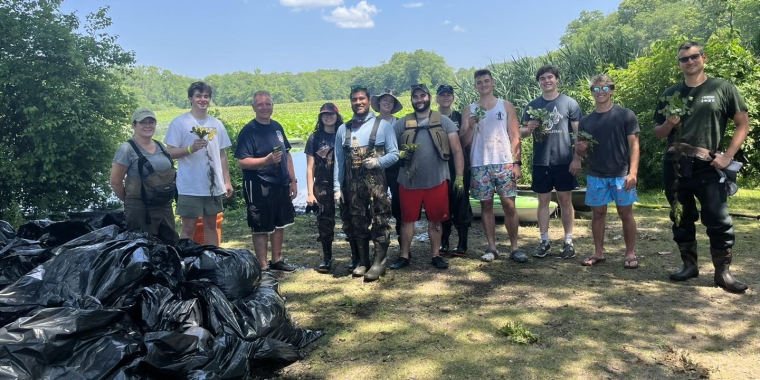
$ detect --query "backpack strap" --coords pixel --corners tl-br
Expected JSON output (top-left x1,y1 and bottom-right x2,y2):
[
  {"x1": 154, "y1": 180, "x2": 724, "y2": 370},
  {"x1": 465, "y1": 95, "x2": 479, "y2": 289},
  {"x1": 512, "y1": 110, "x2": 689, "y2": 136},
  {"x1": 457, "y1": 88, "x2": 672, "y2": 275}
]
[{"x1": 127, "y1": 140, "x2": 154, "y2": 225}]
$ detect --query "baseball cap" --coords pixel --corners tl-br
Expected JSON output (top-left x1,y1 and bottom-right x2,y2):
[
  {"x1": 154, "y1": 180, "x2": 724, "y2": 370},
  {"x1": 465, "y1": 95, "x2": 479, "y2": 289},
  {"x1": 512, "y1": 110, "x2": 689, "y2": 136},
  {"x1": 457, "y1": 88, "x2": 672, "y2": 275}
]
[
  {"x1": 319, "y1": 103, "x2": 339, "y2": 114},
  {"x1": 410, "y1": 83, "x2": 431, "y2": 95},
  {"x1": 437, "y1": 84, "x2": 454, "y2": 95},
  {"x1": 132, "y1": 108, "x2": 157, "y2": 123}
]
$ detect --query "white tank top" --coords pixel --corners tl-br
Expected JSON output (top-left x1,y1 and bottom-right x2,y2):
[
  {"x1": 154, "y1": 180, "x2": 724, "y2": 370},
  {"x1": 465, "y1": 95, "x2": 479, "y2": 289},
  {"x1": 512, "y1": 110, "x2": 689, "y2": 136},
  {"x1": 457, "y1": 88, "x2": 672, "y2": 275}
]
[{"x1": 469, "y1": 99, "x2": 513, "y2": 167}]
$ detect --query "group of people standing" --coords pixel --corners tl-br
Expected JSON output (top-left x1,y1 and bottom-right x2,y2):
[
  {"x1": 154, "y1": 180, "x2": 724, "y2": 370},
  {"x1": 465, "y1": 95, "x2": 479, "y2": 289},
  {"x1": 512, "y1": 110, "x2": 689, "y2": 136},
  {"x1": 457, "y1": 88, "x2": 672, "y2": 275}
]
[{"x1": 110, "y1": 41, "x2": 750, "y2": 293}]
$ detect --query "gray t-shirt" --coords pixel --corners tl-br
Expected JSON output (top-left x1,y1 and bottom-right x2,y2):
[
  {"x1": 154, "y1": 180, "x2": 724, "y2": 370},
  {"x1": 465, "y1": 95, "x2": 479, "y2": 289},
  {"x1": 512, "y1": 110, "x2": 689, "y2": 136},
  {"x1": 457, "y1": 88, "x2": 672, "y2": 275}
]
[
  {"x1": 521, "y1": 94, "x2": 582, "y2": 166},
  {"x1": 113, "y1": 140, "x2": 173, "y2": 178},
  {"x1": 579, "y1": 105, "x2": 640, "y2": 178},
  {"x1": 393, "y1": 113, "x2": 458, "y2": 190}
]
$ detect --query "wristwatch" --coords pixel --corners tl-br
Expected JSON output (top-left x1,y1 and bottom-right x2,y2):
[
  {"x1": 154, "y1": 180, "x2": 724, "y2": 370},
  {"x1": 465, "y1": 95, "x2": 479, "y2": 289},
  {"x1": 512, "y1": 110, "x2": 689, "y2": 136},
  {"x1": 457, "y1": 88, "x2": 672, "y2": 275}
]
[{"x1": 513, "y1": 160, "x2": 523, "y2": 166}]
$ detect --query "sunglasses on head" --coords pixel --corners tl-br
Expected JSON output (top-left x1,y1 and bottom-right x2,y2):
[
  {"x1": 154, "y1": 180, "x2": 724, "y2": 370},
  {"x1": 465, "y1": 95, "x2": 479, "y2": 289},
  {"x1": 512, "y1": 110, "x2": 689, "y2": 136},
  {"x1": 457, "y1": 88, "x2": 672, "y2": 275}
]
[
  {"x1": 350, "y1": 84, "x2": 368, "y2": 96},
  {"x1": 678, "y1": 53, "x2": 703, "y2": 63},
  {"x1": 410, "y1": 83, "x2": 429, "y2": 92},
  {"x1": 590, "y1": 85, "x2": 614, "y2": 93}
]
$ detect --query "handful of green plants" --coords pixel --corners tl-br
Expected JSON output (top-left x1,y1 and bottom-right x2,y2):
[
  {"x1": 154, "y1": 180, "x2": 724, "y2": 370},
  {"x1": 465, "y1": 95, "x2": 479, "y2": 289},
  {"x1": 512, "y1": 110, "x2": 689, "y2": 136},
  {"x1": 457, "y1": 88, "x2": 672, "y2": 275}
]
[
  {"x1": 571, "y1": 131, "x2": 599, "y2": 155},
  {"x1": 658, "y1": 93, "x2": 693, "y2": 225},
  {"x1": 190, "y1": 125, "x2": 218, "y2": 196},
  {"x1": 526, "y1": 106, "x2": 552, "y2": 142},
  {"x1": 473, "y1": 105, "x2": 486, "y2": 133},
  {"x1": 400, "y1": 143, "x2": 419, "y2": 181},
  {"x1": 658, "y1": 93, "x2": 693, "y2": 120}
]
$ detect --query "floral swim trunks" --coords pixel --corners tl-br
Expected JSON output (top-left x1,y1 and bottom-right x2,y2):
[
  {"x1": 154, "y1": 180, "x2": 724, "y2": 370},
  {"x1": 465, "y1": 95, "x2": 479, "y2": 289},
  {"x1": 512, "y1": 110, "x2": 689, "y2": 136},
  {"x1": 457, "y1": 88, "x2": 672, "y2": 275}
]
[{"x1": 470, "y1": 163, "x2": 518, "y2": 201}]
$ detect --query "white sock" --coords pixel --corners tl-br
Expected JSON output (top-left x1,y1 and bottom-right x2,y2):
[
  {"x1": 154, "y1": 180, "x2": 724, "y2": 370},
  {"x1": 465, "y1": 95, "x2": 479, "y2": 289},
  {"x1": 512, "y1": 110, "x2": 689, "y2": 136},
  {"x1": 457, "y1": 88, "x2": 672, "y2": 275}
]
[
  {"x1": 565, "y1": 234, "x2": 573, "y2": 244},
  {"x1": 540, "y1": 232, "x2": 549, "y2": 242}
]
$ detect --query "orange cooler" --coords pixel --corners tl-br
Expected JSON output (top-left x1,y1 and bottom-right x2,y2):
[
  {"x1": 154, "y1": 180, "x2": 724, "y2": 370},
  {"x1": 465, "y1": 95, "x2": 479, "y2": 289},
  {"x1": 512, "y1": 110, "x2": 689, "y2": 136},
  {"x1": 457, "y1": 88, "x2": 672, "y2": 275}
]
[{"x1": 192, "y1": 213, "x2": 224, "y2": 246}]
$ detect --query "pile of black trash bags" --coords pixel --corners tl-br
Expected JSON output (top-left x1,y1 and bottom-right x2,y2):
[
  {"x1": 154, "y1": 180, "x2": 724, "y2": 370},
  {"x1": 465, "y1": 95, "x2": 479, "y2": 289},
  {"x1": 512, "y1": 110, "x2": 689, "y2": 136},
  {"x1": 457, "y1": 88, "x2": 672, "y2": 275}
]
[{"x1": 0, "y1": 214, "x2": 323, "y2": 380}]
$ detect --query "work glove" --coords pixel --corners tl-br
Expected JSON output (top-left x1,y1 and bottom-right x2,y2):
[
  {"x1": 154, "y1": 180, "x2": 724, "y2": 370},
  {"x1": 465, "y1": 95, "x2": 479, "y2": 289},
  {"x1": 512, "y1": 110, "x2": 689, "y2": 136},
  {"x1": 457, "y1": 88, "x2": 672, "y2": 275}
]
[
  {"x1": 398, "y1": 150, "x2": 414, "y2": 162},
  {"x1": 362, "y1": 157, "x2": 380, "y2": 169},
  {"x1": 334, "y1": 190, "x2": 343, "y2": 204},
  {"x1": 453, "y1": 175, "x2": 465, "y2": 199}
]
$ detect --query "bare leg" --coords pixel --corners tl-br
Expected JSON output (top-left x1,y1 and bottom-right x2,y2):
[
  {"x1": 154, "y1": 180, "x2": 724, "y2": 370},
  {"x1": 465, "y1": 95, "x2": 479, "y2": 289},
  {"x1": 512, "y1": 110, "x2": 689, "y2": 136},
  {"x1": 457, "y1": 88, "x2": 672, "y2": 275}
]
[
  {"x1": 428, "y1": 221, "x2": 442, "y2": 257},
  {"x1": 400, "y1": 222, "x2": 414, "y2": 259},
  {"x1": 270, "y1": 228, "x2": 284, "y2": 263},
  {"x1": 180, "y1": 216, "x2": 197, "y2": 240},
  {"x1": 591, "y1": 205, "x2": 607, "y2": 258},
  {"x1": 500, "y1": 196, "x2": 519, "y2": 252},
  {"x1": 617, "y1": 204, "x2": 637, "y2": 258},
  {"x1": 481, "y1": 199, "x2": 496, "y2": 251},
  {"x1": 536, "y1": 192, "x2": 552, "y2": 236},
  {"x1": 252, "y1": 233, "x2": 269, "y2": 269},
  {"x1": 201, "y1": 214, "x2": 219, "y2": 246},
  {"x1": 556, "y1": 191, "x2": 575, "y2": 235}
]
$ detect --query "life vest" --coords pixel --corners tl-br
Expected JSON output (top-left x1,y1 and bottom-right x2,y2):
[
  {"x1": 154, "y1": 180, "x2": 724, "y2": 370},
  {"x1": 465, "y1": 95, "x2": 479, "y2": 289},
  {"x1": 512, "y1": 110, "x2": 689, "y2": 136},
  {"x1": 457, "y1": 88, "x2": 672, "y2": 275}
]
[{"x1": 399, "y1": 111, "x2": 450, "y2": 161}]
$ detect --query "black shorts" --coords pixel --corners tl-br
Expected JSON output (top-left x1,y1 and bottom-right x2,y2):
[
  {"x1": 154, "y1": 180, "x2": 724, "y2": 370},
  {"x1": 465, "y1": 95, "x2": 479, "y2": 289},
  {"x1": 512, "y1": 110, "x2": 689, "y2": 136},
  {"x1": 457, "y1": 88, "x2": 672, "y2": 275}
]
[
  {"x1": 531, "y1": 164, "x2": 578, "y2": 193},
  {"x1": 243, "y1": 179, "x2": 295, "y2": 234}
]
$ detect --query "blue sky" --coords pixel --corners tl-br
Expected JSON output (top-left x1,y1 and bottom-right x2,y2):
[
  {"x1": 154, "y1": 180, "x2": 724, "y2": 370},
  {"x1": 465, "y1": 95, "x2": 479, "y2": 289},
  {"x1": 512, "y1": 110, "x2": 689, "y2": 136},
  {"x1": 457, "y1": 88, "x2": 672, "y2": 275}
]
[{"x1": 60, "y1": 0, "x2": 621, "y2": 78}]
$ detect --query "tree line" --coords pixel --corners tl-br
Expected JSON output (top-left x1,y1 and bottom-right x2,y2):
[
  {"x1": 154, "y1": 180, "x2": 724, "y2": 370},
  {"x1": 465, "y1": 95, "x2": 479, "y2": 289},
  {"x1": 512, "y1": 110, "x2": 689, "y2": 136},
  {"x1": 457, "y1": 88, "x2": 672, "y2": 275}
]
[{"x1": 1, "y1": 0, "x2": 758, "y2": 220}]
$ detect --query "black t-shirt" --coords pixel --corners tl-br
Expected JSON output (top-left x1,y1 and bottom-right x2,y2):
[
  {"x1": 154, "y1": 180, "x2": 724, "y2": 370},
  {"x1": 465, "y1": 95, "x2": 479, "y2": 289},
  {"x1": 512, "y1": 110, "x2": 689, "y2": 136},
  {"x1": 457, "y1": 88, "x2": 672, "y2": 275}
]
[
  {"x1": 235, "y1": 119, "x2": 292, "y2": 185},
  {"x1": 443, "y1": 110, "x2": 462, "y2": 130},
  {"x1": 654, "y1": 78, "x2": 747, "y2": 151},
  {"x1": 304, "y1": 129, "x2": 336, "y2": 157},
  {"x1": 579, "y1": 105, "x2": 640, "y2": 178}
]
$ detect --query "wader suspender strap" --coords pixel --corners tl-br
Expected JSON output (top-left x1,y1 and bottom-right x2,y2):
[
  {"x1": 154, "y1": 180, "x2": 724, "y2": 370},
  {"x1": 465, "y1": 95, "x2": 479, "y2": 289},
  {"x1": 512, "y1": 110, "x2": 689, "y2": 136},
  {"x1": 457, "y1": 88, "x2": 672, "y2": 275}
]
[
  {"x1": 127, "y1": 140, "x2": 173, "y2": 224},
  {"x1": 344, "y1": 117, "x2": 382, "y2": 150}
]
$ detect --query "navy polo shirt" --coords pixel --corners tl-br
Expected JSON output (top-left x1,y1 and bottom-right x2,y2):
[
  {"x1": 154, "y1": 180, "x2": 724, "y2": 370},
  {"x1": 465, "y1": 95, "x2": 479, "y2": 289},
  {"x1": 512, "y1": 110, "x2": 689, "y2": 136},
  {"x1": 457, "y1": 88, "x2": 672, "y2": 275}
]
[{"x1": 235, "y1": 119, "x2": 292, "y2": 186}]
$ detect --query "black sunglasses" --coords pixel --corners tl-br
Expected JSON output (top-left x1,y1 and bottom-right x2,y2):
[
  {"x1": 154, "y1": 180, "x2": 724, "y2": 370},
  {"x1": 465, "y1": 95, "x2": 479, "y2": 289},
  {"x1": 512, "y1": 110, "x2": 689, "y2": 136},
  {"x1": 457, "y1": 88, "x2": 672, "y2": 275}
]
[{"x1": 678, "y1": 53, "x2": 703, "y2": 63}]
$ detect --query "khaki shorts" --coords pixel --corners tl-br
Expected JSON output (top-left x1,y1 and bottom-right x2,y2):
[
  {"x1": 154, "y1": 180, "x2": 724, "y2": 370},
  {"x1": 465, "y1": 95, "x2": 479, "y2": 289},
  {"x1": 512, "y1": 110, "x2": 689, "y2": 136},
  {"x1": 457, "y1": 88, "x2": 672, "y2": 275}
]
[{"x1": 176, "y1": 195, "x2": 223, "y2": 218}]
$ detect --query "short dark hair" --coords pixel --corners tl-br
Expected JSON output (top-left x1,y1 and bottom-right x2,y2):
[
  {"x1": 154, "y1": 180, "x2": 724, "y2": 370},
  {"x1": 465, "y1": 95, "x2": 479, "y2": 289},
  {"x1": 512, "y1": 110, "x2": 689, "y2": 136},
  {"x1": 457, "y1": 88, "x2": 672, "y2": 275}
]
[
  {"x1": 535, "y1": 65, "x2": 560, "y2": 81},
  {"x1": 474, "y1": 68, "x2": 492, "y2": 80},
  {"x1": 187, "y1": 81, "x2": 213, "y2": 98},
  {"x1": 678, "y1": 41, "x2": 704, "y2": 55},
  {"x1": 350, "y1": 84, "x2": 369, "y2": 99}
]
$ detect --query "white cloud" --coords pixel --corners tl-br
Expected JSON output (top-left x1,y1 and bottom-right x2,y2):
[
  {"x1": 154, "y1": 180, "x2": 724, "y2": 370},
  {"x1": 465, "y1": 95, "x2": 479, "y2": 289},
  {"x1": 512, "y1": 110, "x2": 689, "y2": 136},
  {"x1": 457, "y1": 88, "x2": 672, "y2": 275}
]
[
  {"x1": 403, "y1": 2, "x2": 423, "y2": 8},
  {"x1": 323, "y1": 1, "x2": 379, "y2": 29},
  {"x1": 442, "y1": 20, "x2": 450, "y2": 25},
  {"x1": 280, "y1": 0, "x2": 343, "y2": 8},
  {"x1": 453, "y1": 25, "x2": 466, "y2": 32}
]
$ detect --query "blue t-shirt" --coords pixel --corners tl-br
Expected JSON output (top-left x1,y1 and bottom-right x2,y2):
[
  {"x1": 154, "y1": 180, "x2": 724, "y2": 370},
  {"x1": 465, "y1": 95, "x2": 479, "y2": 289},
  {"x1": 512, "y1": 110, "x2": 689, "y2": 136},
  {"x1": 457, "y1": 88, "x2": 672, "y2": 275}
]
[
  {"x1": 521, "y1": 94, "x2": 583, "y2": 166},
  {"x1": 235, "y1": 119, "x2": 292, "y2": 186}
]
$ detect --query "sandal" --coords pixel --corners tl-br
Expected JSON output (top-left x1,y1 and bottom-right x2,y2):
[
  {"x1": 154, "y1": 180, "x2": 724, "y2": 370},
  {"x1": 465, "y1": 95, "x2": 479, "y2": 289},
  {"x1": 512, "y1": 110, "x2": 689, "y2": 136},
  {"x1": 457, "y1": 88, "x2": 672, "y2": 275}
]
[
  {"x1": 581, "y1": 256, "x2": 606, "y2": 266},
  {"x1": 624, "y1": 257, "x2": 639, "y2": 269},
  {"x1": 481, "y1": 248, "x2": 499, "y2": 262}
]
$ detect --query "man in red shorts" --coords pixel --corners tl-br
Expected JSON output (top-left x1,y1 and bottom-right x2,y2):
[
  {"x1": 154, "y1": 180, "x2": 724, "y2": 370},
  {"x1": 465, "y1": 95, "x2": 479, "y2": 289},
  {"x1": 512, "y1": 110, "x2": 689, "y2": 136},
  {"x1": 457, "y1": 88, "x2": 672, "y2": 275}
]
[{"x1": 388, "y1": 83, "x2": 465, "y2": 270}]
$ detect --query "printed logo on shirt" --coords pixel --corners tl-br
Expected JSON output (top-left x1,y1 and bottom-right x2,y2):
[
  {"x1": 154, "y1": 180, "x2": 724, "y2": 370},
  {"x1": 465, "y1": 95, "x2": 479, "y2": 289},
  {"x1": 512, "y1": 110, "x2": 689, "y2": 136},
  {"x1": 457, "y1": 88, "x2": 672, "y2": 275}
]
[
  {"x1": 496, "y1": 111, "x2": 504, "y2": 121},
  {"x1": 545, "y1": 106, "x2": 563, "y2": 131},
  {"x1": 276, "y1": 130, "x2": 284, "y2": 143},
  {"x1": 700, "y1": 95, "x2": 716, "y2": 103}
]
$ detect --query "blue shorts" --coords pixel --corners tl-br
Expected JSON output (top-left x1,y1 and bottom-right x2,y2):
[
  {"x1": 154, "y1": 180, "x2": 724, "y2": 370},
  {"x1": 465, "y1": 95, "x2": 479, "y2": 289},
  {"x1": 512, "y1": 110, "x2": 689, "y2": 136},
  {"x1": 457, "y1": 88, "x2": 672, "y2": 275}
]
[
  {"x1": 470, "y1": 163, "x2": 518, "y2": 201},
  {"x1": 531, "y1": 164, "x2": 577, "y2": 193},
  {"x1": 585, "y1": 175, "x2": 638, "y2": 207}
]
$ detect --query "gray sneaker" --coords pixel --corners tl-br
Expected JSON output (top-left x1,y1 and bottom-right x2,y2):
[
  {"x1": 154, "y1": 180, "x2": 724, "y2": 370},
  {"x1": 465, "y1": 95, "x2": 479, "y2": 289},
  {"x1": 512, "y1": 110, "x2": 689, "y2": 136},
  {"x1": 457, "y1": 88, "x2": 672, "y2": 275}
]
[
  {"x1": 533, "y1": 240, "x2": 551, "y2": 258},
  {"x1": 560, "y1": 242, "x2": 576, "y2": 259}
]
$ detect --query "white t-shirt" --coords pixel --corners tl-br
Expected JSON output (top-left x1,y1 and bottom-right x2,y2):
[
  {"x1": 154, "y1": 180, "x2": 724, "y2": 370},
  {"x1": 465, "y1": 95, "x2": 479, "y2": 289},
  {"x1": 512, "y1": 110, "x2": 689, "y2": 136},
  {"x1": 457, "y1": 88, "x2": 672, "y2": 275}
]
[
  {"x1": 164, "y1": 113, "x2": 232, "y2": 196},
  {"x1": 469, "y1": 100, "x2": 514, "y2": 167}
]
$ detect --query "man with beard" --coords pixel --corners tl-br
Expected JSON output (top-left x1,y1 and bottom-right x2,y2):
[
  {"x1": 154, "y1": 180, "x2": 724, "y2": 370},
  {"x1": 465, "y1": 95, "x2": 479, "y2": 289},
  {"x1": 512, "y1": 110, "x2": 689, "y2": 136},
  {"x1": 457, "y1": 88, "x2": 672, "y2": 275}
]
[
  {"x1": 435, "y1": 84, "x2": 473, "y2": 258},
  {"x1": 654, "y1": 41, "x2": 750, "y2": 293},
  {"x1": 334, "y1": 85, "x2": 399, "y2": 281},
  {"x1": 388, "y1": 83, "x2": 464, "y2": 270}
]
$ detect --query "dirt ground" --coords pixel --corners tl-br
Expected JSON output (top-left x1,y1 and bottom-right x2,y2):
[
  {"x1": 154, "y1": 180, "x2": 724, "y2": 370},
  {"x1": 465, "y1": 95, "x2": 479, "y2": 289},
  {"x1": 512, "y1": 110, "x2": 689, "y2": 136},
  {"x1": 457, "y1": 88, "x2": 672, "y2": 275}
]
[{"x1": 221, "y1": 205, "x2": 760, "y2": 380}]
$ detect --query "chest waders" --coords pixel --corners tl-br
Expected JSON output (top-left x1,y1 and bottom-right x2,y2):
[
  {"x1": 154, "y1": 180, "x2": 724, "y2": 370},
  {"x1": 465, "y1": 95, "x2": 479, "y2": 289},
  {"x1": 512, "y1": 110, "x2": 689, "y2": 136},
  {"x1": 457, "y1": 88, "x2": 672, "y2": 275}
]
[
  {"x1": 340, "y1": 117, "x2": 392, "y2": 281},
  {"x1": 314, "y1": 144, "x2": 336, "y2": 273}
]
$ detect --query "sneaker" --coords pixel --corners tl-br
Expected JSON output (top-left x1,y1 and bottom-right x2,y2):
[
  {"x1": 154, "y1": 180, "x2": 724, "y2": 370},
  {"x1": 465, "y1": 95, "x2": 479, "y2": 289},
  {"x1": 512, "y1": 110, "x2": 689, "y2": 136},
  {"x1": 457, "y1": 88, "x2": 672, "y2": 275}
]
[
  {"x1": 560, "y1": 242, "x2": 576, "y2": 259},
  {"x1": 533, "y1": 240, "x2": 551, "y2": 258},
  {"x1": 270, "y1": 260, "x2": 296, "y2": 272},
  {"x1": 431, "y1": 255, "x2": 449, "y2": 269},
  {"x1": 389, "y1": 257, "x2": 410, "y2": 270},
  {"x1": 510, "y1": 249, "x2": 529, "y2": 263},
  {"x1": 481, "y1": 248, "x2": 499, "y2": 262}
]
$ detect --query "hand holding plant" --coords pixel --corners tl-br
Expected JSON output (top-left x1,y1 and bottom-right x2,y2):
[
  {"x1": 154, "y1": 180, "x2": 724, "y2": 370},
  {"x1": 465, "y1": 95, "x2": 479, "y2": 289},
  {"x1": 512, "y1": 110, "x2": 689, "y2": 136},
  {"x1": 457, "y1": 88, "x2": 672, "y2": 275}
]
[
  {"x1": 572, "y1": 131, "x2": 598, "y2": 156},
  {"x1": 190, "y1": 126, "x2": 219, "y2": 196},
  {"x1": 658, "y1": 93, "x2": 693, "y2": 226},
  {"x1": 526, "y1": 106, "x2": 553, "y2": 142},
  {"x1": 473, "y1": 105, "x2": 486, "y2": 133},
  {"x1": 400, "y1": 143, "x2": 419, "y2": 181}
]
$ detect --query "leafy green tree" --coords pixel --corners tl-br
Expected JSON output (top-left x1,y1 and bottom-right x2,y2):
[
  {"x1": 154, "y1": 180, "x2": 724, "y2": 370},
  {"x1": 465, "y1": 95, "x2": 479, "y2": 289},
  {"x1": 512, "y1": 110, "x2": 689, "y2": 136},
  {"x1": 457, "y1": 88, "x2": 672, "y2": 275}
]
[{"x1": 0, "y1": 1, "x2": 135, "y2": 218}]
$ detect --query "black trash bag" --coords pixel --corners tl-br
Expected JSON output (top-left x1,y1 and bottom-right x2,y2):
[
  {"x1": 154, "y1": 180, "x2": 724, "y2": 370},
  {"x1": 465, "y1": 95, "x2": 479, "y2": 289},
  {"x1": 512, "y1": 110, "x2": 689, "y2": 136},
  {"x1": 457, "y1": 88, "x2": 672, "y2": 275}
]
[
  {"x1": 17, "y1": 220, "x2": 92, "y2": 248},
  {"x1": 176, "y1": 281, "x2": 244, "y2": 338},
  {"x1": 0, "y1": 238, "x2": 53, "y2": 290},
  {"x1": 194, "y1": 333, "x2": 256, "y2": 379},
  {"x1": 250, "y1": 337, "x2": 304, "y2": 373},
  {"x1": 114, "y1": 232, "x2": 184, "y2": 289},
  {"x1": 0, "y1": 228, "x2": 159, "y2": 327},
  {"x1": 0, "y1": 220, "x2": 15, "y2": 247},
  {"x1": 137, "y1": 284, "x2": 202, "y2": 333},
  {"x1": 69, "y1": 210, "x2": 127, "y2": 231},
  {"x1": 235, "y1": 271, "x2": 324, "y2": 349},
  {"x1": 0, "y1": 307, "x2": 142, "y2": 380},
  {"x1": 179, "y1": 243, "x2": 262, "y2": 301}
]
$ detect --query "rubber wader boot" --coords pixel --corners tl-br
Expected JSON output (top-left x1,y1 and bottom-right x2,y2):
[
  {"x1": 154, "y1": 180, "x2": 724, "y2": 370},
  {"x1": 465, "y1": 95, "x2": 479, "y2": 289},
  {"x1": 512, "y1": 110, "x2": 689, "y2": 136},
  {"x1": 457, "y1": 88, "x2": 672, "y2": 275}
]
[
  {"x1": 452, "y1": 225, "x2": 469, "y2": 256},
  {"x1": 347, "y1": 240, "x2": 359, "y2": 269},
  {"x1": 711, "y1": 248, "x2": 748, "y2": 293},
  {"x1": 352, "y1": 239, "x2": 371, "y2": 277},
  {"x1": 670, "y1": 241, "x2": 699, "y2": 281},
  {"x1": 364, "y1": 243, "x2": 388, "y2": 281},
  {"x1": 439, "y1": 222, "x2": 451, "y2": 254},
  {"x1": 317, "y1": 240, "x2": 332, "y2": 273}
]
